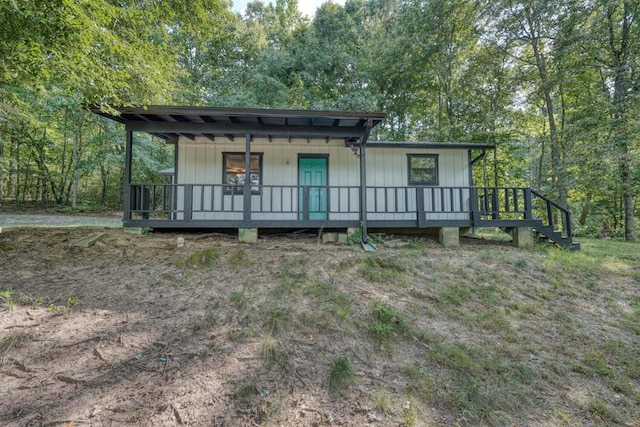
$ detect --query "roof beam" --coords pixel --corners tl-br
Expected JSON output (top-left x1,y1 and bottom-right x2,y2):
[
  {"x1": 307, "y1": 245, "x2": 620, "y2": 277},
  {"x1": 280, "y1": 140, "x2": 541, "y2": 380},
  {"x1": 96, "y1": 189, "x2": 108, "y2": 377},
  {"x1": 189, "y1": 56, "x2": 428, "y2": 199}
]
[{"x1": 124, "y1": 121, "x2": 364, "y2": 138}]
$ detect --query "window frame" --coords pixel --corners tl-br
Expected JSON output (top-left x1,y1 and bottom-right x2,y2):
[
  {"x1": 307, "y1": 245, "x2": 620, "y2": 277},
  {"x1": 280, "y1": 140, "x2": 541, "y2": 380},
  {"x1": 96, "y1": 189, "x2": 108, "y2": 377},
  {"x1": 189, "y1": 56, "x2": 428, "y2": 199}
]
[
  {"x1": 222, "y1": 152, "x2": 263, "y2": 195},
  {"x1": 407, "y1": 154, "x2": 439, "y2": 186}
]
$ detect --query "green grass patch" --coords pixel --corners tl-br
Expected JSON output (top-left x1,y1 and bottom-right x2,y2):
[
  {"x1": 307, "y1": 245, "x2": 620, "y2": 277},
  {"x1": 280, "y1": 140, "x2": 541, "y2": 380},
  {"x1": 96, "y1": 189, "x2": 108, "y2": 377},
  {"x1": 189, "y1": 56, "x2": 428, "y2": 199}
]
[
  {"x1": 427, "y1": 339, "x2": 534, "y2": 421},
  {"x1": 273, "y1": 256, "x2": 309, "y2": 297},
  {"x1": 265, "y1": 306, "x2": 289, "y2": 335},
  {"x1": 0, "y1": 331, "x2": 32, "y2": 358},
  {"x1": 588, "y1": 398, "x2": 615, "y2": 422},
  {"x1": 368, "y1": 302, "x2": 407, "y2": 343},
  {"x1": 329, "y1": 356, "x2": 354, "y2": 397},
  {"x1": 308, "y1": 277, "x2": 352, "y2": 319},
  {"x1": 0, "y1": 289, "x2": 17, "y2": 311},
  {"x1": 403, "y1": 364, "x2": 435, "y2": 402},
  {"x1": 228, "y1": 249, "x2": 250, "y2": 269},
  {"x1": 177, "y1": 248, "x2": 219, "y2": 268},
  {"x1": 0, "y1": 240, "x2": 14, "y2": 252},
  {"x1": 358, "y1": 256, "x2": 408, "y2": 284},
  {"x1": 437, "y1": 283, "x2": 472, "y2": 306}
]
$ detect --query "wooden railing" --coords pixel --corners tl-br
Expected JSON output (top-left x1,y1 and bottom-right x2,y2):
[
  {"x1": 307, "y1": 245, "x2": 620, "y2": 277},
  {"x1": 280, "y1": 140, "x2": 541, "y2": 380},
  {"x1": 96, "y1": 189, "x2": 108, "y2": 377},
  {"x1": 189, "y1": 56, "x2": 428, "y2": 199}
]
[
  {"x1": 127, "y1": 184, "x2": 573, "y2": 239},
  {"x1": 472, "y1": 187, "x2": 573, "y2": 238}
]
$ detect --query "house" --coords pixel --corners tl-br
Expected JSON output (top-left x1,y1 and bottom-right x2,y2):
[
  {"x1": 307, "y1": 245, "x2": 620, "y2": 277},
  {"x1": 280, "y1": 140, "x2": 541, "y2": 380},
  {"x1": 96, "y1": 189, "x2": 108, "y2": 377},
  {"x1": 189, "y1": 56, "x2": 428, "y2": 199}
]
[{"x1": 92, "y1": 106, "x2": 578, "y2": 249}]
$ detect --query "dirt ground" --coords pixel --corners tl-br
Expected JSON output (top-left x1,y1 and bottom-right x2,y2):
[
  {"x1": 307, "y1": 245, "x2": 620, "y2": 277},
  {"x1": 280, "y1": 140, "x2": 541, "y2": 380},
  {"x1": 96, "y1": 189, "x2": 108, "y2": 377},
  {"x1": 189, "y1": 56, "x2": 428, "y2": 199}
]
[
  {"x1": 2, "y1": 227, "x2": 418, "y2": 427},
  {"x1": 1, "y1": 226, "x2": 638, "y2": 426}
]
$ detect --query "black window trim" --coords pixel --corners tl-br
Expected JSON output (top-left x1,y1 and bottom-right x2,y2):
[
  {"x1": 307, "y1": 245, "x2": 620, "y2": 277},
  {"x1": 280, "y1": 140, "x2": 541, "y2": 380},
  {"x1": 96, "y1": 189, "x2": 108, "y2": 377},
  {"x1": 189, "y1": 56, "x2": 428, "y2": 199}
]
[
  {"x1": 407, "y1": 153, "x2": 439, "y2": 186},
  {"x1": 222, "y1": 152, "x2": 264, "y2": 195}
]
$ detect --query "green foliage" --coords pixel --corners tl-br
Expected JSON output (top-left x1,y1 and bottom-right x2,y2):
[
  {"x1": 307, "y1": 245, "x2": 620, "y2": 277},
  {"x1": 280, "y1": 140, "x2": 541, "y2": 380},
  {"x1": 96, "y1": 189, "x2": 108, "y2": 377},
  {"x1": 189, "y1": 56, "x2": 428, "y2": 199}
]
[
  {"x1": 329, "y1": 356, "x2": 355, "y2": 397},
  {"x1": 346, "y1": 226, "x2": 363, "y2": 245},
  {"x1": 1, "y1": 0, "x2": 638, "y2": 239}
]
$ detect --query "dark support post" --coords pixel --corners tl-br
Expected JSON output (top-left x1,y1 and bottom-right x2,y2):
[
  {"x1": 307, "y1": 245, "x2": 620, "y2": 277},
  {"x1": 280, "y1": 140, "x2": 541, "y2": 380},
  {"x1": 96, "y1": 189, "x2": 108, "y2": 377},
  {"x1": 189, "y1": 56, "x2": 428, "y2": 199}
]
[
  {"x1": 124, "y1": 130, "x2": 133, "y2": 221},
  {"x1": 546, "y1": 200, "x2": 554, "y2": 229},
  {"x1": 243, "y1": 133, "x2": 251, "y2": 221},
  {"x1": 172, "y1": 140, "x2": 178, "y2": 220},
  {"x1": 184, "y1": 184, "x2": 193, "y2": 221},
  {"x1": 470, "y1": 187, "x2": 481, "y2": 225},
  {"x1": 359, "y1": 142, "x2": 368, "y2": 243},
  {"x1": 142, "y1": 186, "x2": 149, "y2": 220},
  {"x1": 302, "y1": 186, "x2": 310, "y2": 220},
  {"x1": 416, "y1": 187, "x2": 426, "y2": 227},
  {"x1": 565, "y1": 211, "x2": 573, "y2": 238},
  {"x1": 359, "y1": 118, "x2": 373, "y2": 245},
  {"x1": 523, "y1": 188, "x2": 533, "y2": 220},
  {"x1": 491, "y1": 188, "x2": 499, "y2": 220}
]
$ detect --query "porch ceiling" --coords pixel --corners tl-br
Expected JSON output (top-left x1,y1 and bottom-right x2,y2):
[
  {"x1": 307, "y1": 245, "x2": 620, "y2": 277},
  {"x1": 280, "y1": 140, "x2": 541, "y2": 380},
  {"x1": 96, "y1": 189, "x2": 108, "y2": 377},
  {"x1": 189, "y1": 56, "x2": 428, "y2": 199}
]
[{"x1": 90, "y1": 105, "x2": 387, "y2": 144}]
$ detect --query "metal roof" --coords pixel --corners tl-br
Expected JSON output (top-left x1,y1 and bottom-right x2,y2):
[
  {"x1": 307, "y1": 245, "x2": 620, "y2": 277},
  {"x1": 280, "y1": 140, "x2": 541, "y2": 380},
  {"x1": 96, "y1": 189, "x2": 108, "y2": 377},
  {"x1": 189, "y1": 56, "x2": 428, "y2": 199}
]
[{"x1": 90, "y1": 105, "x2": 387, "y2": 143}]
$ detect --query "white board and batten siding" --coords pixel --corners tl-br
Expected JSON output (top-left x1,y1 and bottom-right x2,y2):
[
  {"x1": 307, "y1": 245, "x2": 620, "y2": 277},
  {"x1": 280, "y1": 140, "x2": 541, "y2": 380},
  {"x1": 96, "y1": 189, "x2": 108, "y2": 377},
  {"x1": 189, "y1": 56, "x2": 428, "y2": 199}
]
[
  {"x1": 176, "y1": 137, "x2": 472, "y2": 222},
  {"x1": 366, "y1": 147, "x2": 471, "y2": 222},
  {"x1": 176, "y1": 136, "x2": 361, "y2": 221}
]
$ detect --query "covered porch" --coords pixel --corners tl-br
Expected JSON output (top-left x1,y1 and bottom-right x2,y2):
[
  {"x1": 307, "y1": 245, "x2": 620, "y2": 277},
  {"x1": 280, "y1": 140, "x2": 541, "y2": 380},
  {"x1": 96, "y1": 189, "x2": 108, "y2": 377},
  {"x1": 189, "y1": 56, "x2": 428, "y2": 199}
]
[{"x1": 92, "y1": 106, "x2": 577, "y2": 249}]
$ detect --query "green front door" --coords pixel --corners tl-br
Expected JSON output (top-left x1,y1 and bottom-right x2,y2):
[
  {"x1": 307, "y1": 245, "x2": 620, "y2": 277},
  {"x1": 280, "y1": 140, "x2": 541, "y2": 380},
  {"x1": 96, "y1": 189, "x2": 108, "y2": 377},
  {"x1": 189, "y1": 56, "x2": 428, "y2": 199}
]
[{"x1": 299, "y1": 157, "x2": 328, "y2": 220}]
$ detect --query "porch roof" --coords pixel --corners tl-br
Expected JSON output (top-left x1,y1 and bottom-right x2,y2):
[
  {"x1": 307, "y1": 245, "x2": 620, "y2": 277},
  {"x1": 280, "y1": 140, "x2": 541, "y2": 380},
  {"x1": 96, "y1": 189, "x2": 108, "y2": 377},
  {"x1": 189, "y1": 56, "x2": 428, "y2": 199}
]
[{"x1": 91, "y1": 105, "x2": 386, "y2": 144}]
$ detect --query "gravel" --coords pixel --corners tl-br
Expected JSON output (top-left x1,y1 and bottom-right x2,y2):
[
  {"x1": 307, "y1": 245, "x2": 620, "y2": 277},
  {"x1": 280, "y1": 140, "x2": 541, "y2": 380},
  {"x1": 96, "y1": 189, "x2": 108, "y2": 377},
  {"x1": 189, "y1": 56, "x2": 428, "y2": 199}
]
[{"x1": 0, "y1": 214, "x2": 122, "y2": 229}]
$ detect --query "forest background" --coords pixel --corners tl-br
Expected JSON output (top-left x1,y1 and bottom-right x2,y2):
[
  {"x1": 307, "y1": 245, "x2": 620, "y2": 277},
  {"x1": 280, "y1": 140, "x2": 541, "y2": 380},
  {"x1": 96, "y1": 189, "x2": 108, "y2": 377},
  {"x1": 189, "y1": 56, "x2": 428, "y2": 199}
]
[{"x1": 0, "y1": 0, "x2": 637, "y2": 240}]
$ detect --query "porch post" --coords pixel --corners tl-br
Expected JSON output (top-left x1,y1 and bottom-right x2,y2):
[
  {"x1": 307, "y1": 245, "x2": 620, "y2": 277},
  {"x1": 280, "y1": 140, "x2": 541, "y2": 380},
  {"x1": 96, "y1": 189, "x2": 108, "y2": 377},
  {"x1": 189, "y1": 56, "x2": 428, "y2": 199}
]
[
  {"x1": 360, "y1": 142, "x2": 368, "y2": 243},
  {"x1": 359, "y1": 118, "x2": 373, "y2": 244},
  {"x1": 243, "y1": 133, "x2": 251, "y2": 221},
  {"x1": 123, "y1": 130, "x2": 133, "y2": 221},
  {"x1": 172, "y1": 140, "x2": 178, "y2": 220}
]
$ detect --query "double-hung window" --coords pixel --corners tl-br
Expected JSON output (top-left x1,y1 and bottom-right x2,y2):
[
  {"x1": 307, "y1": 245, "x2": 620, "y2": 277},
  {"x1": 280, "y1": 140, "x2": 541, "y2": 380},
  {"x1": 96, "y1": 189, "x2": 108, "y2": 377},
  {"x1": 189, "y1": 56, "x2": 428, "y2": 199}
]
[
  {"x1": 223, "y1": 152, "x2": 263, "y2": 194},
  {"x1": 407, "y1": 154, "x2": 439, "y2": 186}
]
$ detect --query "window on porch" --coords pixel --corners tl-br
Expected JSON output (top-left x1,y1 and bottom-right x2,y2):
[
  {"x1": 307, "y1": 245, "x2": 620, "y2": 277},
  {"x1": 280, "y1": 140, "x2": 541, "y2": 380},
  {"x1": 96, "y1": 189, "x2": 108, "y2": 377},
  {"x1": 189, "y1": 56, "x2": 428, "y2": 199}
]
[
  {"x1": 407, "y1": 154, "x2": 439, "y2": 185},
  {"x1": 223, "y1": 152, "x2": 263, "y2": 194}
]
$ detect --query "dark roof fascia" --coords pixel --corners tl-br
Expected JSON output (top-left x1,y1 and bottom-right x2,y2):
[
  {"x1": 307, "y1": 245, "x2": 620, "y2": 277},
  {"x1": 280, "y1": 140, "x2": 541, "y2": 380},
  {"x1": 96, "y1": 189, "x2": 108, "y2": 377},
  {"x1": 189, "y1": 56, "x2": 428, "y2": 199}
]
[
  {"x1": 89, "y1": 105, "x2": 387, "y2": 141},
  {"x1": 112, "y1": 105, "x2": 387, "y2": 120},
  {"x1": 367, "y1": 141, "x2": 496, "y2": 150},
  {"x1": 89, "y1": 105, "x2": 387, "y2": 123}
]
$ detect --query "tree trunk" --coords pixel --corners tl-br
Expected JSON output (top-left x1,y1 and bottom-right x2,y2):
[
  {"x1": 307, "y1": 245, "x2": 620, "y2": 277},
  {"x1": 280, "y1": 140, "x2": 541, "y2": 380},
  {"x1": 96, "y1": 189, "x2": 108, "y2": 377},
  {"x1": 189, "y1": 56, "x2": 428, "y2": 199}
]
[
  {"x1": 0, "y1": 139, "x2": 4, "y2": 202},
  {"x1": 72, "y1": 125, "x2": 79, "y2": 207},
  {"x1": 527, "y1": 10, "x2": 567, "y2": 211},
  {"x1": 579, "y1": 193, "x2": 592, "y2": 226},
  {"x1": 12, "y1": 133, "x2": 19, "y2": 201},
  {"x1": 607, "y1": 1, "x2": 636, "y2": 241},
  {"x1": 100, "y1": 163, "x2": 108, "y2": 205}
]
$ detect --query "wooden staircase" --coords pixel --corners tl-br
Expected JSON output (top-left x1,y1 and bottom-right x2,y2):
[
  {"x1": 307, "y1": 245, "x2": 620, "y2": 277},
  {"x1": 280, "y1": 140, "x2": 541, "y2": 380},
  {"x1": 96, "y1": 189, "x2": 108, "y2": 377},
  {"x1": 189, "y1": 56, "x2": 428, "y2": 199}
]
[
  {"x1": 531, "y1": 223, "x2": 580, "y2": 251},
  {"x1": 473, "y1": 187, "x2": 580, "y2": 250}
]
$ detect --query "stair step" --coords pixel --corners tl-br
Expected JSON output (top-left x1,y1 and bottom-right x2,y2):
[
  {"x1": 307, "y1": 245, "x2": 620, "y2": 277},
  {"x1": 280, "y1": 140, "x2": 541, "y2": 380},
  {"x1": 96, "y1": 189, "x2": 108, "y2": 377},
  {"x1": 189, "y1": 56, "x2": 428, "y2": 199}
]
[{"x1": 532, "y1": 221, "x2": 578, "y2": 249}]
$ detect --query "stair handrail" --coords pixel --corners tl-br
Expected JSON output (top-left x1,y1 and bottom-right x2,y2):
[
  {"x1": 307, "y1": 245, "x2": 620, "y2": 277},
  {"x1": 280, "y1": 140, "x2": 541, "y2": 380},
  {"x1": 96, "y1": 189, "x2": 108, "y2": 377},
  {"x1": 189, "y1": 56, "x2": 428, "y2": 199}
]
[{"x1": 529, "y1": 189, "x2": 573, "y2": 238}]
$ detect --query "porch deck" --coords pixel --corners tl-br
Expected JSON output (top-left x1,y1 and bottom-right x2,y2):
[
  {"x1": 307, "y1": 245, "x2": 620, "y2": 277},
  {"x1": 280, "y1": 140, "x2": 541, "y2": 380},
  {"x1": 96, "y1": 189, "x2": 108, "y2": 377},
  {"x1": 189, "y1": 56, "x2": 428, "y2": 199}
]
[{"x1": 126, "y1": 184, "x2": 577, "y2": 248}]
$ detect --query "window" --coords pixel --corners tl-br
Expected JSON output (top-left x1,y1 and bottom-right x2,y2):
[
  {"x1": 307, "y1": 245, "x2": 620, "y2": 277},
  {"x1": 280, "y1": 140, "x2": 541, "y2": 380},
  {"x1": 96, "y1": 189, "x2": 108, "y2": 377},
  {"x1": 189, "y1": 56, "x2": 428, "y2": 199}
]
[
  {"x1": 407, "y1": 154, "x2": 438, "y2": 185},
  {"x1": 223, "y1": 152, "x2": 263, "y2": 194}
]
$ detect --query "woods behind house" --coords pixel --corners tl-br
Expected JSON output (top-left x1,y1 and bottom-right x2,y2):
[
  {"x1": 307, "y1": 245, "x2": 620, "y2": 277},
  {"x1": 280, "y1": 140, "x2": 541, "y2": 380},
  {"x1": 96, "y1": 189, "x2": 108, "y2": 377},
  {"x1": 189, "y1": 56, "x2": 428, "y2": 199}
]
[{"x1": 0, "y1": 0, "x2": 638, "y2": 239}]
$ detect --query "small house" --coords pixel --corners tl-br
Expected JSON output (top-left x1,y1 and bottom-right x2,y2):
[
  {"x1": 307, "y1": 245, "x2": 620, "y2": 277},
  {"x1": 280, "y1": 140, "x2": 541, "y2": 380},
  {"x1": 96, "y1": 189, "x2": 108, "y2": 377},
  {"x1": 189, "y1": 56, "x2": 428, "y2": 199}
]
[{"x1": 92, "y1": 106, "x2": 577, "y2": 249}]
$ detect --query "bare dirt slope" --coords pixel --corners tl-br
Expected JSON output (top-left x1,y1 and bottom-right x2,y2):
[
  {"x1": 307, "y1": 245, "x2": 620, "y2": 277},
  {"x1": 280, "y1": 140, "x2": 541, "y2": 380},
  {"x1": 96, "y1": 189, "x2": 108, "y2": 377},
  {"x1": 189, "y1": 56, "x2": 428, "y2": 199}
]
[{"x1": 0, "y1": 228, "x2": 638, "y2": 426}]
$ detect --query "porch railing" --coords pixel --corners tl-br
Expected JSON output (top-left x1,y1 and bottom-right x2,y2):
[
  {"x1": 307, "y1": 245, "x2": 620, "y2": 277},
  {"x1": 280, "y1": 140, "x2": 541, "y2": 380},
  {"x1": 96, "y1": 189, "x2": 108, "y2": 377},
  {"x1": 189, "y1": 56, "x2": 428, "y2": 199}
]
[
  {"x1": 128, "y1": 183, "x2": 573, "y2": 239},
  {"x1": 473, "y1": 187, "x2": 573, "y2": 238}
]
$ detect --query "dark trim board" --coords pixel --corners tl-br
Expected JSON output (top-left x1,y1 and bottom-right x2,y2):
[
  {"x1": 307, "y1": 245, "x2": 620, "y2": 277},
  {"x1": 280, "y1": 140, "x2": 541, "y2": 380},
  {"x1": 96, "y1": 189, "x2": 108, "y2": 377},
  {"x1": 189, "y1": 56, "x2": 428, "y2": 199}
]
[
  {"x1": 124, "y1": 219, "x2": 362, "y2": 229},
  {"x1": 124, "y1": 218, "x2": 474, "y2": 230},
  {"x1": 369, "y1": 142, "x2": 495, "y2": 150},
  {"x1": 475, "y1": 219, "x2": 540, "y2": 228}
]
